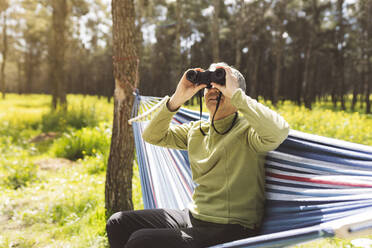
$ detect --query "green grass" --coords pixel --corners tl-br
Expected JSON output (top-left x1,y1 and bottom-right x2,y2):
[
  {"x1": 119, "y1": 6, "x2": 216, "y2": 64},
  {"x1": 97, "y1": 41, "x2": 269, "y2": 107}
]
[
  {"x1": 0, "y1": 93, "x2": 371, "y2": 248},
  {"x1": 50, "y1": 123, "x2": 111, "y2": 161}
]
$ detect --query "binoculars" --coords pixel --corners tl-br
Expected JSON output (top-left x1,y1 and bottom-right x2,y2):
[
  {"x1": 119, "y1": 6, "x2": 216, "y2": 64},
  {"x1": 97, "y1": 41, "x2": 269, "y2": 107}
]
[{"x1": 186, "y1": 68, "x2": 226, "y2": 88}]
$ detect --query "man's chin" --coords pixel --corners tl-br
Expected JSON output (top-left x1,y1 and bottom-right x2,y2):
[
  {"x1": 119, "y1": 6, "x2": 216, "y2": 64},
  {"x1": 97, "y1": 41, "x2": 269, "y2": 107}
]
[{"x1": 206, "y1": 103, "x2": 217, "y2": 113}]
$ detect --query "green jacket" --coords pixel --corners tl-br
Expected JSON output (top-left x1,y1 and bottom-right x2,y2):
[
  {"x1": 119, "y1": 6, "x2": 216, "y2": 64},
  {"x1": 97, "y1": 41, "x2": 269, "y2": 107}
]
[{"x1": 142, "y1": 89, "x2": 290, "y2": 229}]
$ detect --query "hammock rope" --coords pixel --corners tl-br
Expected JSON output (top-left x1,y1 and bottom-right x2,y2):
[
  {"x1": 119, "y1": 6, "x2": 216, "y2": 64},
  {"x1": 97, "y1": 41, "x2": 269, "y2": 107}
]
[{"x1": 129, "y1": 94, "x2": 372, "y2": 248}]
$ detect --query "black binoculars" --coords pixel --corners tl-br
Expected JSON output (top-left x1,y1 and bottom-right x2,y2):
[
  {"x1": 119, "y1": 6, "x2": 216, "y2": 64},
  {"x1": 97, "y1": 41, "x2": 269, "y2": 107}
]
[{"x1": 186, "y1": 68, "x2": 226, "y2": 88}]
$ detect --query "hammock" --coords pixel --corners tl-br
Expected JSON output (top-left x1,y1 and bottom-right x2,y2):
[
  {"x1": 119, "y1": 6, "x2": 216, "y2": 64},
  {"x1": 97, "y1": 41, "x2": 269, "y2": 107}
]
[{"x1": 130, "y1": 94, "x2": 372, "y2": 248}]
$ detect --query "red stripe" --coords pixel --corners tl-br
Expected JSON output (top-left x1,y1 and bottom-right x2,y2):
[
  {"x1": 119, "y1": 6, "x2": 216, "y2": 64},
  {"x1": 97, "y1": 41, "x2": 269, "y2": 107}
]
[
  {"x1": 173, "y1": 117, "x2": 182, "y2": 124},
  {"x1": 267, "y1": 172, "x2": 372, "y2": 188}
]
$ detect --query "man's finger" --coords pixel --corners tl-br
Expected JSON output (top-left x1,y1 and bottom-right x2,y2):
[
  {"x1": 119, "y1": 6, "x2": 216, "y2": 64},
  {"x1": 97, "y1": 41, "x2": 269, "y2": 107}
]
[
  {"x1": 197, "y1": 84, "x2": 207, "y2": 91},
  {"x1": 224, "y1": 66, "x2": 233, "y2": 75}
]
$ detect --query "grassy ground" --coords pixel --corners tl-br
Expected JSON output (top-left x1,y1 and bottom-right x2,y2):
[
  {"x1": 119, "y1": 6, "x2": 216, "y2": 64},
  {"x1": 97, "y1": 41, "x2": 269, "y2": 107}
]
[{"x1": 0, "y1": 93, "x2": 371, "y2": 248}]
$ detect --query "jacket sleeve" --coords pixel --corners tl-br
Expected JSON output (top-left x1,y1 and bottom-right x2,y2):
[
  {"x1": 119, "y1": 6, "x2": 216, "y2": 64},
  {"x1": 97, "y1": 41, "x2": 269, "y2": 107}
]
[
  {"x1": 231, "y1": 89, "x2": 290, "y2": 153},
  {"x1": 142, "y1": 96, "x2": 191, "y2": 150}
]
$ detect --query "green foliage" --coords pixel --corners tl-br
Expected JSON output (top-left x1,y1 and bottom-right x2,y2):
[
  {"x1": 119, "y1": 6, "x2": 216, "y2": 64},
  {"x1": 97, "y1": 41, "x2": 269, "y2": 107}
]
[
  {"x1": 267, "y1": 100, "x2": 372, "y2": 146},
  {"x1": 0, "y1": 144, "x2": 39, "y2": 190},
  {"x1": 41, "y1": 104, "x2": 100, "y2": 132},
  {"x1": 0, "y1": 94, "x2": 112, "y2": 247},
  {"x1": 0, "y1": 114, "x2": 41, "y2": 146},
  {"x1": 81, "y1": 153, "x2": 108, "y2": 175},
  {"x1": 50, "y1": 123, "x2": 111, "y2": 160},
  {"x1": 0, "y1": 164, "x2": 108, "y2": 248},
  {"x1": 1, "y1": 159, "x2": 39, "y2": 190}
]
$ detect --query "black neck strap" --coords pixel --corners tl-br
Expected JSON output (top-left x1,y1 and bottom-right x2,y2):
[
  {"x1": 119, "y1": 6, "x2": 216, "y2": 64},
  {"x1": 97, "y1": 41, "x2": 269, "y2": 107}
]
[
  {"x1": 199, "y1": 91, "x2": 238, "y2": 136},
  {"x1": 199, "y1": 90, "x2": 207, "y2": 136}
]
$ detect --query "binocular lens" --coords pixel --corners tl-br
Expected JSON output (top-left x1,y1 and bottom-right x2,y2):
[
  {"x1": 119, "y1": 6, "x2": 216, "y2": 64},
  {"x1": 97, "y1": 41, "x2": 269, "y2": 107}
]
[
  {"x1": 186, "y1": 70, "x2": 198, "y2": 82},
  {"x1": 186, "y1": 68, "x2": 226, "y2": 87},
  {"x1": 214, "y1": 68, "x2": 225, "y2": 79}
]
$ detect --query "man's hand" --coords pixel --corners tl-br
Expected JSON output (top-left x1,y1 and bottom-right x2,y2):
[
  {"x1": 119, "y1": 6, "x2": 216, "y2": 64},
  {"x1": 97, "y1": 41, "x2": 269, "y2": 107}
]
[
  {"x1": 167, "y1": 68, "x2": 206, "y2": 111},
  {"x1": 210, "y1": 66, "x2": 239, "y2": 99}
]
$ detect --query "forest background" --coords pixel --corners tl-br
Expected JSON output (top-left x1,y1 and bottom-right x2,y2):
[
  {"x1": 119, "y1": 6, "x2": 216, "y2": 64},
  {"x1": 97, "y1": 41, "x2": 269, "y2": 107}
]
[
  {"x1": 0, "y1": 0, "x2": 372, "y2": 247},
  {"x1": 0, "y1": 0, "x2": 371, "y2": 111}
]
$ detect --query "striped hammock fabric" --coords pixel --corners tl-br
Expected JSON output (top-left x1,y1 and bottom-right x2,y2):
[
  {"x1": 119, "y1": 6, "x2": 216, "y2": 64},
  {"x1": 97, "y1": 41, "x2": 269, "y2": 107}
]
[{"x1": 130, "y1": 94, "x2": 372, "y2": 248}]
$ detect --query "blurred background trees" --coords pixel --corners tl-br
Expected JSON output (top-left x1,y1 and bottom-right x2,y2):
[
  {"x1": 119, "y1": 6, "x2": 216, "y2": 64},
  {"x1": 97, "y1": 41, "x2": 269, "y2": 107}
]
[{"x1": 0, "y1": 0, "x2": 371, "y2": 112}]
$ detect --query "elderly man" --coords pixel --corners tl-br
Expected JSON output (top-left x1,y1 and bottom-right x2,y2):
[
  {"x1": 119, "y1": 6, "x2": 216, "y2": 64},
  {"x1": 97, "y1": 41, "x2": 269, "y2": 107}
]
[{"x1": 106, "y1": 62, "x2": 290, "y2": 248}]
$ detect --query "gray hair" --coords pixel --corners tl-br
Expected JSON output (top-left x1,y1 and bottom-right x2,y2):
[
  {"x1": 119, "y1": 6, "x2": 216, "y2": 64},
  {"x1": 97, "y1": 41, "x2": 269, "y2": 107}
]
[{"x1": 208, "y1": 62, "x2": 246, "y2": 92}]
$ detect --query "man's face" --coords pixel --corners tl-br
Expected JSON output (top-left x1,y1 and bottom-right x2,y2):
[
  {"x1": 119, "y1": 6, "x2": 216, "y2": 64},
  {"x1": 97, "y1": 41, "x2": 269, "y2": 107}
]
[{"x1": 204, "y1": 87, "x2": 237, "y2": 119}]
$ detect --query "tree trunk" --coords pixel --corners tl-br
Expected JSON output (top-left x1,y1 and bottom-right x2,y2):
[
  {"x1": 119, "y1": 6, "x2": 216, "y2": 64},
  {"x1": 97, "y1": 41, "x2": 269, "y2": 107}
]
[
  {"x1": 273, "y1": 31, "x2": 284, "y2": 106},
  {"x1": 366, "y1": 63, "x2": 371, "y2": 114},
  {"x1": 51, "y1": 0, "x2": 67, "y2": 109},
  {"x1": 175, "y1": 0, "x2": 183, "y2": 80},
  {"x1": 351, "y1": 65, "x2": 358, "y2": 111},
  {"x1": 303, "y1": 42, "x2": 313, "y2": 109},
  {"x1": 295, "y1": 52, "x2": 303, "y2": 106},
  {"x1": 366, "y1": 1, "x2": 372, "y2": 114},
  {"x1": 211, "y1": 0, "x2": 220, "y2": 61},
  {"x1": 337, "y1": 0, "x2": 346, "y2": 110},
  {"x1": 17, "y1": 60, "x2": 22, "y2": 94},
  {"x1": 360, "y1": 56, "x2": 366, "y2": 110},
  {"x1": 25, "y1": 47, "x2": 35, "y2": 94},
  {"x1": 331, "y1": 59, "x2": 338, "y2": 108},
  {"x1": 105, "y1": 0, "x2": 138, "y2": 217},
  {"x1": 234, "y1": 0, "x2": 244, "y2": 68},
  {"x1": 0, "y1": 12, "x2": 7, "y2": 99},
  {"x1": 251, "y1": 49, "x2": 260, "y2": 99}
]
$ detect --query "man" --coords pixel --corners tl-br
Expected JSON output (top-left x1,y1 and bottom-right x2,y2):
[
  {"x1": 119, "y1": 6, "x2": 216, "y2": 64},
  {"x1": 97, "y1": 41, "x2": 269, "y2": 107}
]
[{"x1": 106, "y1": 62, "x2": 290, "y2": 248}]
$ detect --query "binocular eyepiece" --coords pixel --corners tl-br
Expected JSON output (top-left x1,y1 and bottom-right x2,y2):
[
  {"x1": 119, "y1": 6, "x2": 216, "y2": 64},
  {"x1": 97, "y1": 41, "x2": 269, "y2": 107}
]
[{"x1": 186, "y1": 68, "x2": 226, "y2": 88}]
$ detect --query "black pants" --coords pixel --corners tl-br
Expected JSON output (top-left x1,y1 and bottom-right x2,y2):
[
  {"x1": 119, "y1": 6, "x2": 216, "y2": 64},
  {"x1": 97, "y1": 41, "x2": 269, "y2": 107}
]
[{"x1": 106, "y1": 208, "x2": 258, "y2": 248}]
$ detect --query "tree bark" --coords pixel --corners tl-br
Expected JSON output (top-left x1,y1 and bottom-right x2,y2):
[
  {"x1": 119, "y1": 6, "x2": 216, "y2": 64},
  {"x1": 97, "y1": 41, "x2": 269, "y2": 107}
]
[
  {"x1": 351, "y1": 64, "x2": 358, "y2": 111},
  {"x1": 175, "y1": 0, "x2": 183, "y2": 78},
  {"x1": 302, "y1": 43, "x2": 313, "y2": 109},
  {"x1": 273, "y1": 31, "x2": 284, "y2": 106},
  {"x1": 17, "y1": 60, "x2": 22, "y2": 94},
  {"x1": 337, "y1": 0, "x2": 346, "y2": 110},
  {"x1": 234, "y1": 0, "x2": 244, "y2": 68},
  {"x1": 0, "y1": 12, "x2": 7, "y2": 99},
  {"x1": 272, "y1": 0, "x2": 288, "y2": 106},
  {"x1": 51, "y1": 0, "x2": 67, "y2": 109},
  {"x1": 295, "y1": 52, "x2": 303, "y2": 106},
  {"x1": 365, "y1": 1, "x2": 372, "y2": 114},
  {"x1": 250, "y1": 49, "x2": 260, "y2": 99},
  {"x1": 366, "y1": 63, "x2": 371, "y2": 114},
  {"x1": 25, "y1": 43, "x2": 39, "y2": 94},
  {"x1": 211, "y1": 0, "x2": 220, "y2": 61},
  {"x1": 105, "y1": 0, "x2": 138, "y2": 217}
]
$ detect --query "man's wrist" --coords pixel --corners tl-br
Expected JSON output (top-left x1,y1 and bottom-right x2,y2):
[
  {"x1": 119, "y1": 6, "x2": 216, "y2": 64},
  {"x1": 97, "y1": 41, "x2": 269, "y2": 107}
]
[{"x1": 167, "y1": 96, "x2": 182, "y2": 112}]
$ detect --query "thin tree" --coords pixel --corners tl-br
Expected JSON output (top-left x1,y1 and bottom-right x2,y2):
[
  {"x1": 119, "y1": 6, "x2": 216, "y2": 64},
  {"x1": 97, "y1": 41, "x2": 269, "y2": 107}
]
[
  {"x1": 271, "y1": 0, "x2": 288, "y2": 106},
  {"x1": 234, "y1": 0, "x2": 244, "y2": 69},
  {"x1": 336, "y1": 0, "x2": 346, "y2": 110},
  {"x1": 50, "y1": 0, "x2": 67, "y2": 109},
  {"x1": 105, "y1": 0, "x2": 138, "y2": 216},
  {"x1": 211, "y1": 0, "x2": 220, "y2": 61},
  {"x1": 365, "y1": 0, "x2": 372, "y2": 114},
  {"x1": 175, "y1": 0, "x2": 183, "y2": 76},
  {"x1": 0, "y1": 0, "x2": 8, "y2": 99}
]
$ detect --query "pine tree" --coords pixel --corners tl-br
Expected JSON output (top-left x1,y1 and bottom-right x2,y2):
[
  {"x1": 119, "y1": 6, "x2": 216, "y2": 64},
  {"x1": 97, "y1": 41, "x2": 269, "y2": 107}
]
[{"x1": 105, "y1": 0, "x2": 138, "y2": 216}]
